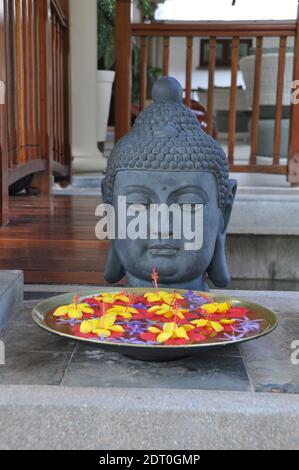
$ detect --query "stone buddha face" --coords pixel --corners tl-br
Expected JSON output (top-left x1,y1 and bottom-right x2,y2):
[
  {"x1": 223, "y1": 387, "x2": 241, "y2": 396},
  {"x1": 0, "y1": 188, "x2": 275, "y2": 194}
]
[
  {"x1": 102, "y1": 77, "x2": 237, "y2": 291},
  {"x1": 108, "y1": 170, "x2": 236, "y2": 290}
]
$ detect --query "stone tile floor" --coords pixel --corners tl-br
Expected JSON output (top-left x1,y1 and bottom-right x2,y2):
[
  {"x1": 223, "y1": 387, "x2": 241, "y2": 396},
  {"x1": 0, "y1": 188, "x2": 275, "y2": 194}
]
[{"x1": 0, "y1": 287, "x2": 298, "y2": 394}]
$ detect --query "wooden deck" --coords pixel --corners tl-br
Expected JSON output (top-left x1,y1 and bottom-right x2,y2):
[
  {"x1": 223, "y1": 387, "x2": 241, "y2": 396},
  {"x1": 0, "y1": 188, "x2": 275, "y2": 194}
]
[{"x1": 0, "y1": 195, "x2": 111, "y2": 285}]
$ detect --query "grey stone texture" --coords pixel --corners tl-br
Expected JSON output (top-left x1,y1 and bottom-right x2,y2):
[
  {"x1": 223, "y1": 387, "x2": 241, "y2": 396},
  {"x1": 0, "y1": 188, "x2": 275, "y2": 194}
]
[
  {"x1": 229, "y1": 187, "x2": 299, "y2": 236},
  {"x1": 226, "y1": 188, "x2": 299, "y2": 282},
  {"x1": 102, "y1": 77, "x2": 230, "y2": 208},
  {"x1": 0, "y1": 386, "x2": 298, "y2": 450},
  {"x1": 0, "y1": 270, "x2": 23, "y2": 330},
  {"x1": 62, "y1": 345, "x2": 249, "y2": 391},
  {"x1": 226, "y1": 234, "x2": 299, "y2": 281},
  {"x1": 102, "y1": 77, "x2": 237, "y2": 290},
  {"x1": 1, "y1": 287, "x2": 299, "y2": 449}
]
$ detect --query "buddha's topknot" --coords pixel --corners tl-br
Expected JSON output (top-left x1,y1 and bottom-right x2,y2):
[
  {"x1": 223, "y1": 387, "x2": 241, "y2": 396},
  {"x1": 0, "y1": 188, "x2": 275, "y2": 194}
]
[{"x1": 102, "y1": 77, "x2": 229, "y2": 209}]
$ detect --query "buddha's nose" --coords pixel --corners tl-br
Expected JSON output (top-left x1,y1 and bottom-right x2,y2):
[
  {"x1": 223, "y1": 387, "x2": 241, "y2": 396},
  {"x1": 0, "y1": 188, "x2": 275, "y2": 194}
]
[{"x1": 149, "y1": 221, "x2": 174, "y2": 240}]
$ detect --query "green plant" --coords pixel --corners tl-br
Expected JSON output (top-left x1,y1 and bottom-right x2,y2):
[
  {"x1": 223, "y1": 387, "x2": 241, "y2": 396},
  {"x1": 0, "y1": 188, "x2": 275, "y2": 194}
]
[
  {"x1": 137, "y1": 0, "x2": 166, "y2": 22},
  {"x1": 97, "y1": 0, "x2": 164, "y2": 97},
  {"x1": 132, "y1": 38, "x2": 163, "y2": 103},
  {"x1": 97, "y1": 0, "x2": 115, "y2": 70},
  {"x1": 97, "y1": 1, "x2": 166, "y2": 69}
]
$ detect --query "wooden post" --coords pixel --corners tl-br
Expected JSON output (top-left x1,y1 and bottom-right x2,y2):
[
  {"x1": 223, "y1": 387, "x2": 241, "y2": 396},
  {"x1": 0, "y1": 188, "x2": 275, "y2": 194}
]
[
  {"x1": 288, "y1": 2, "x2": 299, "y2": 186},
  {"x1": 228, "y1": 36, "x2": 240, "y2": 165},
  {"x1": 63, "y1": 2, "x2": 71, "y2": 183},
  {"x1": 162, "y1": 37, "x2": 169, "y2": 76},
  {"x1": 250, "y1": 36, "x2": 263, "y2": 165},
  {"x1": 0, "y1": 0, "x2": 9, "y2": 226},
  {"x1": 140, "y1": 37, "x2": 148, "y2": 111},
  {"x1": 32, "y1": 0, "x2": 53, "y2": 195},
  {"x1": 207, "y1": 37, "x2": 216, "y2": 136},
  {"x1": 115, "y1": 0, "x2": 132, "y2": 141},
  {"x1": 185, "y1": 37, "x2": 193, "y2": 108},
  {"x1": 273, "y1": 36, "x2": 287, "y2": 165}
]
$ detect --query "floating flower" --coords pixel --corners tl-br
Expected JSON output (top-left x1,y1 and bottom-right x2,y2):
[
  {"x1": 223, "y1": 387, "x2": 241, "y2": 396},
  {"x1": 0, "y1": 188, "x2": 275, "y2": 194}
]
[
  {"x1": 50, "y1": 288, "x2": 262, "y2": 347},
  {"x1": 226, "y1": 307, "x2": 248, "y2": 318},
  {"x1": 80, "y1": 314, "x2": 124, "y2": 338},
  {"x1": 148, "y1": 322, "x2": 194, "y2": 343},
  {"x1": 147, "y1": 303, "x2": 189, "y2": 320},
  {"x1": 144, "y1": 291, "x2": 184, "y2": 305},
  {"x1": 183, "y1": 291, "x2": 212, "y2": 311},
  {"x1": 53, "y1": 303, "x2": 94, "y2": 319},
  {"x1": 191, "y1": 318, "x2": 235, "y2": 333},
  {"x1": 200, "y1": 302, "x2": 231, "y2": 314},
  {"x1": 106, "y1": 305, "x2": 139, "y2": 319},
  {"x1": 94, "y1": 292, "x2": 130, "y2": 304}
]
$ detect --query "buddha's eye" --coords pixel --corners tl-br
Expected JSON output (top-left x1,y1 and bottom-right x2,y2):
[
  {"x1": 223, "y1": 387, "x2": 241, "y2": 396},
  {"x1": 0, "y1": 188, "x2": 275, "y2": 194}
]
[
  {"x1": 180, "y1": 203, "x2": 202, "y2": 214},
  {"x1": 172, "y1": 193, "x2": 206, "y2": 213},
  {"x1": 126, "y1": 193, "x2": 152, "y2": 211},
  {"x1": 127, "y1": 203, "x2": 150, "y2": 213}
]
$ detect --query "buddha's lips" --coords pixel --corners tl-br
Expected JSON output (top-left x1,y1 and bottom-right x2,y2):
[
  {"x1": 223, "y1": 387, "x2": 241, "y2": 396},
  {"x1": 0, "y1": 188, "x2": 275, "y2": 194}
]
[{"x1": 148, "y1": 244, "x2": 179, "y2": 256}]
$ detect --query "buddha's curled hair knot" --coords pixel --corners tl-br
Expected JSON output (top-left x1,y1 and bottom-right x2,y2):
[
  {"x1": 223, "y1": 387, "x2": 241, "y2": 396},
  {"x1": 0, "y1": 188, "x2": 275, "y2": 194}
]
[{"x1": 102, "y1": 77, "x2": 229, "y2": 209}]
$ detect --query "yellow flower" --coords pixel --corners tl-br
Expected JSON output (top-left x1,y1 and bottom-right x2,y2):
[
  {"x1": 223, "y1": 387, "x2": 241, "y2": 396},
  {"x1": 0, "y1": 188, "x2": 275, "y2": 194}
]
[
  {"x1": 161, "y1": 292, "x2": 184, "y2": 305},
  {"x1": 200, "y1": 302, "x2": 230, "y2": 314},
  {"x1": 94, "y1": 292, "x2": 130, "y2": 304},
  {"x1": 147, "y1": 303, "x2": 189, "y2": 320},
  {"x1": 191, "y1": 318, "x2": 235, "y2": 333},
  {"x1": 106, "y1": 305, "x2": 138, "y2": 319},
  {"x1": 80, "y1": 314, "x2": 124, "y2": 338},
  {"x1": 148, "y1": 322, "x2": 194, "y2": 343},
  {"x1": 144, "y1": 292, "x2": 164, "y2": 303},
  {"x1": 144, "y1": 291, "x2": 184, "y2": 305},
  {"x1": 53, "y1": 303, "x2": 94, "y2": 319}
]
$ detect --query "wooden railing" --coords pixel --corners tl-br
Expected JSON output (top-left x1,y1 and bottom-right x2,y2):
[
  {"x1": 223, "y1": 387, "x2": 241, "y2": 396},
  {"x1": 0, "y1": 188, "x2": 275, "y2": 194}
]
[
  {"x1": 0, "y1": 0, "x2": 9, "y2": 225},
  {"x1": 50, "y1": 0, "x2": 70, "y2": 176},
  {"x1": 115, "y1": 0, "x2": 299, "y2": 185},
  {"x1": 0, "y1": 0, "x2": 70, "y2": 225}
]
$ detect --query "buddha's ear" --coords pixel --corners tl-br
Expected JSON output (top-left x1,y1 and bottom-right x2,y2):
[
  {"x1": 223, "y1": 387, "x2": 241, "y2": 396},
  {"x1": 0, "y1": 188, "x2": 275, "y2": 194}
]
[
  {"x1": 222, "y1": 179, "x2": 237, "y2": 233},
  {"x1": 101, "y1": 179, "x2": 106, "y2": 203},
  {"x1": 206, "y1": 179, "x2": 237, "y2": 288},
  {"x1": 105, "y1": 243, "x2": 125, "y2": 284}
]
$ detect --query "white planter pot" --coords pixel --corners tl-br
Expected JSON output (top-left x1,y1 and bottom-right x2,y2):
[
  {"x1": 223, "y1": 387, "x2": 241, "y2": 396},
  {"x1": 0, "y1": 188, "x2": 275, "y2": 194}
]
[{"x1": 96, "y1": 70, "x2": 115, "y2": 143}]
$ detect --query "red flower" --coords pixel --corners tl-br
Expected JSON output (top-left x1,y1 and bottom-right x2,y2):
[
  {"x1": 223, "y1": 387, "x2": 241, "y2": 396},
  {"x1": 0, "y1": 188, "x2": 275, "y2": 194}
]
[
  {"x1": 188, "y1": 330, "x2": 206, "y2": 342},
  {"x1": 165, "y1": 338, "x2": 189, "y2": 345},
  {"x1": 110, "y1": 331, "x2": 124, "y2": 339},
  {"x1": 139, "y1": 332, "x2": 157, "y2": 342},
  {"x1": 184, "y1": 312, "x2": 200, "y2": 320},
  {"x1": 227, "y1": 307, "x2": 248, "y2": 318},
  {"x1": 72, "y1": 324, "x2": 96, "y2": 339}
]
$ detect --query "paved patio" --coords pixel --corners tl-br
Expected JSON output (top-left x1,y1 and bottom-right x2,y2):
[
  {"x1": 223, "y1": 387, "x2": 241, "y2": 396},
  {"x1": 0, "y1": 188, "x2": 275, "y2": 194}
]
[
  {"x1": 0, "y1": 286, "x2": 298, "y2": 449},
  {"x1": 1, "y1": 287, "x2": 299, "y2": 393}
]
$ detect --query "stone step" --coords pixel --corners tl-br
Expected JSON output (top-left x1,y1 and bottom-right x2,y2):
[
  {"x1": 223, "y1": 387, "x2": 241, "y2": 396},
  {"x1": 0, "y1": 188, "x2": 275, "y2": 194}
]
[
  {"x1": 229, "y1": 187, "x2": 299, "y2": 235},
  {"x1": 0, "y1": 271, "x2": 23, "y2": 331},
  {"x1": 1, "y1": 287, "x2": 299, "y2": 449},
  {"x1": 227, "y1": 187, "x2": 299, "y2": 281},
  {"x1": 0, "y1": 386, "x2": 298, "y2": 449},
  {"x1": 226, "y1": 233, "x2": 299, "y2": 281}
]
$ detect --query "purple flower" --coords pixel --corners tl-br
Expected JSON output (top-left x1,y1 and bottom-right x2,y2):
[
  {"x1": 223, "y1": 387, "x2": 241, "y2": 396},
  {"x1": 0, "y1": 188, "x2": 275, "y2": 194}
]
[
  {"x1": 57, "y1": 319, "x2": 81, "y2": 325},
  {"x1": 130, "y1": 303, "x2": 149, "y2": 310},
  {"x1": 183, "y1": 291, "x2": 212, "y2": 311}
]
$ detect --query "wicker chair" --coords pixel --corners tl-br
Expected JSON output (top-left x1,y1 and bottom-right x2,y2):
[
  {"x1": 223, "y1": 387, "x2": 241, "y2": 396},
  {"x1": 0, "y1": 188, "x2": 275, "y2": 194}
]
[{"x1": 239, "y1": 50, "x2": 294, "y2": 158}]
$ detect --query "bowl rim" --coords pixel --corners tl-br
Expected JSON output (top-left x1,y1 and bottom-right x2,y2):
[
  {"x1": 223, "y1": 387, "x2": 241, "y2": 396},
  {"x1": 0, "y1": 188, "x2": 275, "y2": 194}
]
[{"x1": 31, "y1": 287, "x2": 279, "y2": 350}]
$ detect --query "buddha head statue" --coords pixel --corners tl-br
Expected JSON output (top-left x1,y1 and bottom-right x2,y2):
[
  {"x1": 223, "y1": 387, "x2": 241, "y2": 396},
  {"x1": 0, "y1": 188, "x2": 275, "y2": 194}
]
[{"x1": 102, "y1": 77, "x2": 237, "y2": 291}]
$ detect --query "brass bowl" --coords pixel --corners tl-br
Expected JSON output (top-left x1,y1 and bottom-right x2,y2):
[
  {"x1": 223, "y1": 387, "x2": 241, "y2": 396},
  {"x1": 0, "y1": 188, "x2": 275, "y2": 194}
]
[{"x1": 32, "y1": 288, "x2": 278, "y2": 361}]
